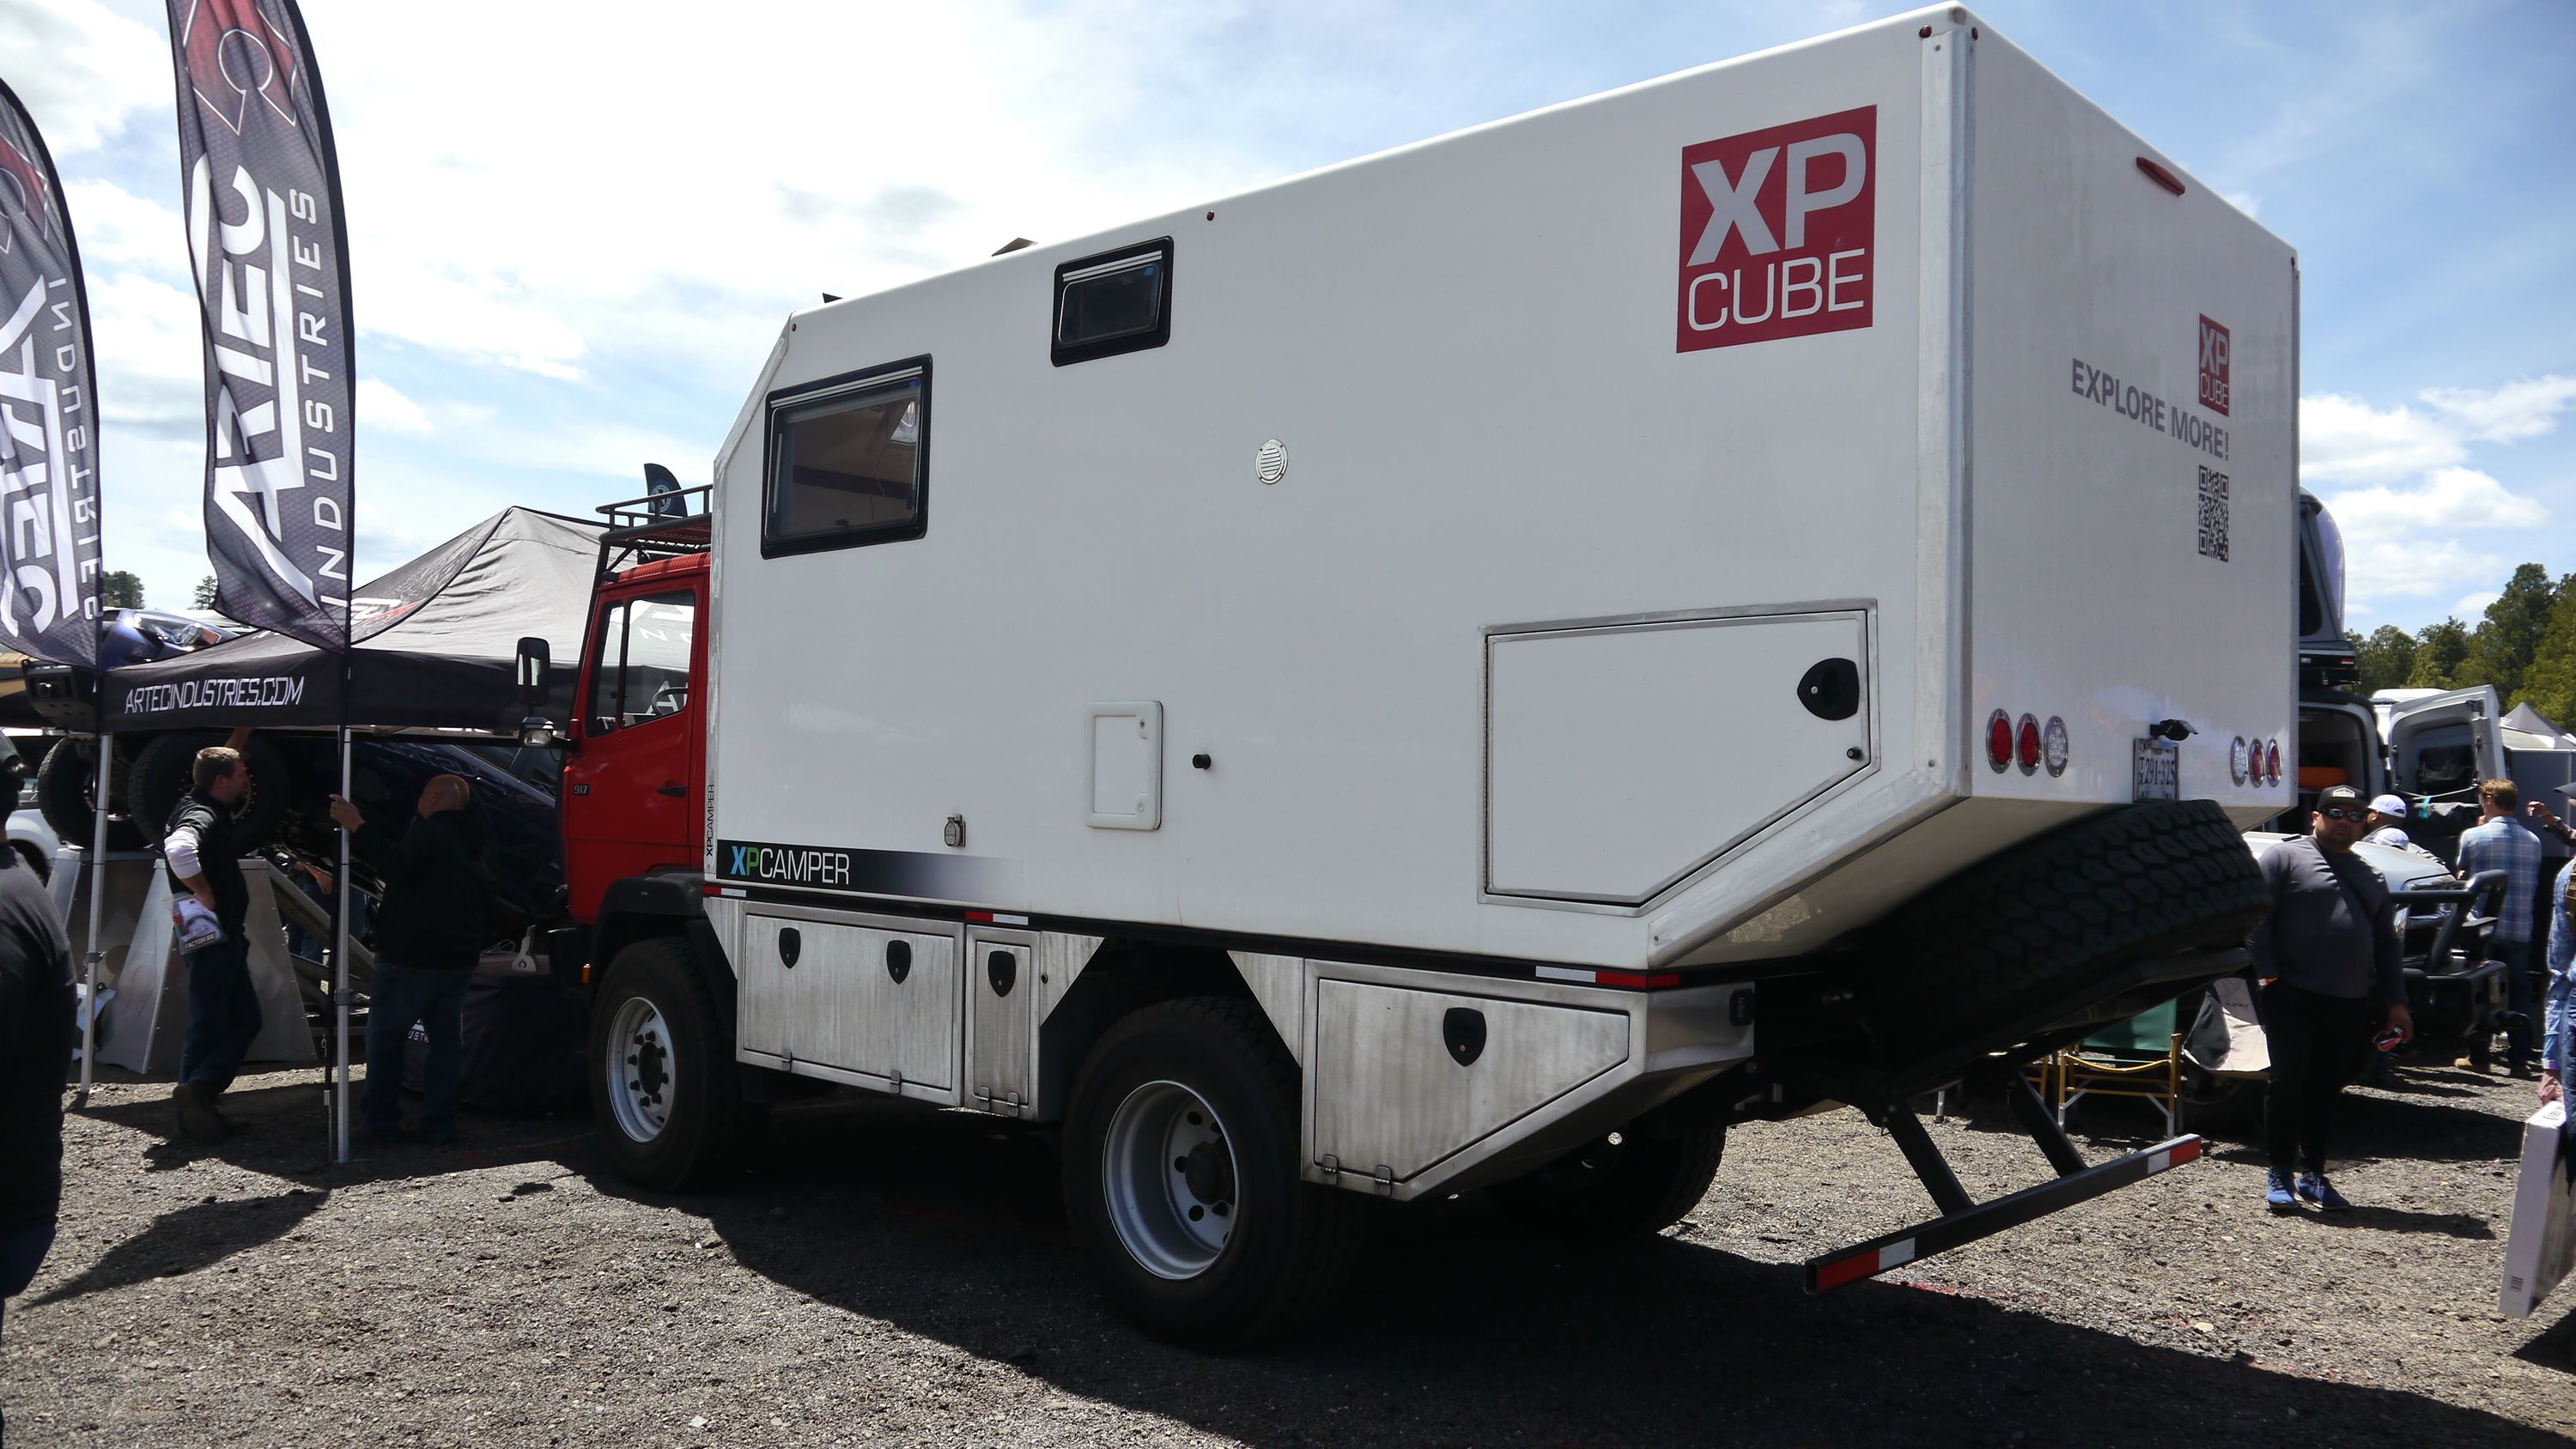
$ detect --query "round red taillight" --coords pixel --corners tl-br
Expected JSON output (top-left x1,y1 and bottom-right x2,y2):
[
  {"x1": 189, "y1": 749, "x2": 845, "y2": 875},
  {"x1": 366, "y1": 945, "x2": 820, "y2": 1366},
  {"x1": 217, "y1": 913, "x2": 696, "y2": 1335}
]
[
  {"x1": 1987, "y1": 710, "x2": 2013, "y2": 773},
  {"x1": 2266, "y1": 739, "x2": 2282, "y2": 785},
  {"x1": 2016, "y1": 714, "x2": 2043, "y2": 774}
]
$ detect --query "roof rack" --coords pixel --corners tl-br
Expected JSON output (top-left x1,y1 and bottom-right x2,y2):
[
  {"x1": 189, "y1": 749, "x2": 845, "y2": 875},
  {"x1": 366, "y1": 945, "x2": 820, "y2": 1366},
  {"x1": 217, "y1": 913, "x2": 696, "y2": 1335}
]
[{"x1": 598, "y1": 483, "x2": 713, "y2": 561}]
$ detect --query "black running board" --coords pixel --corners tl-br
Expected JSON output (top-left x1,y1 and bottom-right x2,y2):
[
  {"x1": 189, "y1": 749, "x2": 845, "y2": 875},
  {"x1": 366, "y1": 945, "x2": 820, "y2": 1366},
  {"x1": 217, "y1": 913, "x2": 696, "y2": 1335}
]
[{"x1": 1805, "y1": 1132, "x2": 2203, "y2": 1291}]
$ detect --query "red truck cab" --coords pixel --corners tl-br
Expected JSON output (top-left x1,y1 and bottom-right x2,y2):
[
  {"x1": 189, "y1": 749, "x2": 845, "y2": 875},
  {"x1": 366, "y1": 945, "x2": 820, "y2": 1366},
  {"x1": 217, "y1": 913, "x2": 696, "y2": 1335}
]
[{"x1": 562, "y1": 530, "x2": 710, "y2": 924}]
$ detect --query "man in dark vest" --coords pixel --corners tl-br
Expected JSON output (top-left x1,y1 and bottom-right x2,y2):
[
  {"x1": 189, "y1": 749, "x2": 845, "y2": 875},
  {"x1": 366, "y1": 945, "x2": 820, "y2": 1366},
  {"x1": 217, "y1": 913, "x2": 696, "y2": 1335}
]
[
  {"x1": 165, "y1": 747, "x2": 258, "y2": 1142},
  {"x1": 330, "y1": 775, "x2": 490, "y2": 1145}
]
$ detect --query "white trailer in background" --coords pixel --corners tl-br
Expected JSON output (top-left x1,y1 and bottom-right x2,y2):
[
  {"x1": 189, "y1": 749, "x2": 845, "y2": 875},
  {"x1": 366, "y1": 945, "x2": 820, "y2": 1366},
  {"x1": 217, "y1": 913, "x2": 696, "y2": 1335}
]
[{"x1": 552, "y1": 6, "x2": 2299, "y2": 1344}]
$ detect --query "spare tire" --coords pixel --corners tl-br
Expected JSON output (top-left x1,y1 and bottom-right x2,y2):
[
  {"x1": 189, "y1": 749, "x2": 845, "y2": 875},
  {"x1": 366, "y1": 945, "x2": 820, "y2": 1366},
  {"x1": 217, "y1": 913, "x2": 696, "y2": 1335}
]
[
  {"x1": 1857, "y1": 799, "x2": 2269, "y2": 1046},
  {"x1": 131, "y1": 732, "x2": 293, "y2": 846},
  {"x1": 35, "y1": 737, "x2": 143, "y2": 852}
]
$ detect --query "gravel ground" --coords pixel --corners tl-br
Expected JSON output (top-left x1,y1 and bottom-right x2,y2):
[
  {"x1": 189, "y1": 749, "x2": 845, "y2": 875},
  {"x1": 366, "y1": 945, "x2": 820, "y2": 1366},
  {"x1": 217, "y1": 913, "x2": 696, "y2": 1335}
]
[{"x1": 5, "y1": 1059, "x2": 2570, "y2": 1448}]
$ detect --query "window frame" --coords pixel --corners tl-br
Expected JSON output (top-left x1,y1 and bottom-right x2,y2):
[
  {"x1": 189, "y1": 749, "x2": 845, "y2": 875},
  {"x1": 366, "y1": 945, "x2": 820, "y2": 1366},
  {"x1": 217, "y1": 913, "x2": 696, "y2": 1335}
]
[
  {"x1": 760, "y1": 355, "x2": 933, "y2": 559},
  {"x1": 584, "y1": 589, "x2": 699, "y2": 735},
  {"x1": 1050, "y1": 238, "x2": 1174, "y2": 367}
]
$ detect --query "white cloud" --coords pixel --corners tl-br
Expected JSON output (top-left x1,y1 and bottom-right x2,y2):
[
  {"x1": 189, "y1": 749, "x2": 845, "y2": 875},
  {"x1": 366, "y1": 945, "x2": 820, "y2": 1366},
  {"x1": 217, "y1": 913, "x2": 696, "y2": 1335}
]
[
  {"x1": 2301, "y1": 392, "x2": 2467, "y2": 485},
  {"x1": 2320, "y1": 465, "x2": 2549, "y2": 537},
  {"x1": 0, "y1": 0, "x2": 165, "y2": 153},
  {"x1": 82, "y1": 270, "x2": 204, "y2": 435},
  {"x1": 357, "y1": 379, "x2": 431, "y2": 436},
  {"x1": 61, "y1": 179, "x2": 184, "y2": 273},
  {"x1": 2420, "y1": 375, "x2": 2576, "y2": 445},
  {"x1": 2302, "y1": 376, "x2": 2570, "y2": 623},
  {"x1": 2221, "y1": 190, "x2": 2260, "y2": 218}
]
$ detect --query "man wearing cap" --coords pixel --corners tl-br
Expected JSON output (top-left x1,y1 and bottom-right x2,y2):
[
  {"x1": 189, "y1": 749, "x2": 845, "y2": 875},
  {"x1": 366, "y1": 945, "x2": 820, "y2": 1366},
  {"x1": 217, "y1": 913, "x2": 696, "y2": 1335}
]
[
  {"x1": 2458, "y1": 779, "x2": 2547, "y2": 1077},
  {"x1": 2363, "y1": 795, "x2": 2416, "y2": 852},
  {"x1": 2247, "y1": 784, "x2": 2413, "y2": 1211}
]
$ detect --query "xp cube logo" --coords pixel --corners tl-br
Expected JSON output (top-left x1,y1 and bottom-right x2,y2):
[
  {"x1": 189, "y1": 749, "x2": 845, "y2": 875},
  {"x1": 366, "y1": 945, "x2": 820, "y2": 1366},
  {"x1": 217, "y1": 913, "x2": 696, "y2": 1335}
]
[
  {"x1": 1677, "y1": 106, "x2": 1875, "y2": 352},
  {"x1": 2197, "y1": 315, "x2": 2230, "y2": 416}
]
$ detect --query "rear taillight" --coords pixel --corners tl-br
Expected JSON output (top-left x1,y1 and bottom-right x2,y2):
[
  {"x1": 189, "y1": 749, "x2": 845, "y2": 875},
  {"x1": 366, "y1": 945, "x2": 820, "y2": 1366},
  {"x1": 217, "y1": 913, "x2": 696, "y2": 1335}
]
[
  {"x1": 2266, "y1": 739, "x2": 2282, "y2": 785},
  {"x1": 1987, "y1": 710, "x2": 2013, "y2": 773},
  {"x1": 2016, "y1": 714, "x2": 2043, "y2": 774},
  {"x1": 2042, "y1": 717, "x2": 2069, "y2": 777},
  {"x1": 2229, "y1": 737, "x2": 2250, "y2": 786}
]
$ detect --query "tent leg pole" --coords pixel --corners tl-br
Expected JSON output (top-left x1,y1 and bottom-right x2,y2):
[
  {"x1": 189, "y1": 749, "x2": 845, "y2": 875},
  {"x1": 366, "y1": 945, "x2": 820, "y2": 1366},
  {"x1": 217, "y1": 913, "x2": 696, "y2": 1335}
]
[
  {"x1": 334, "y1": 725, "x2": 351, "y2": 1165},
  {"x1": 76, "y1": 732, "x2": 111, "y2": 1109}
]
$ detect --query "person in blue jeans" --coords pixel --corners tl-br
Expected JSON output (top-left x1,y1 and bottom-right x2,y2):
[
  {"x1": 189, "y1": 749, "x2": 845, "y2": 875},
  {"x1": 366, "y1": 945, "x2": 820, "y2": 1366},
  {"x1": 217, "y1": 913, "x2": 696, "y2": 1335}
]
[
  {"x1": 2458, "y1": 779, "x2": 2546, "y2": 1076},
  {"x1": 164, "y1": 748, "x2": 259, "y2": 1141},
  {"x1": 1, "y1": 824, "x2": 75, "y2": 1439},
  {"x1": 331, "y1": 776, "x2": 490, "y2": 1145},
  {"x1": 2542, "y1": 856, "x2": 2573, "y2": 1108}
]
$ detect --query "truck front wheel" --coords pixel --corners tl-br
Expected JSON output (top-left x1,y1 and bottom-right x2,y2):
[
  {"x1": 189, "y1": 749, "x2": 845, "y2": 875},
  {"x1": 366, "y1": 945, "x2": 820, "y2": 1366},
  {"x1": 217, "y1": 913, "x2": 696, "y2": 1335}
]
[
  {"x1": 589, "y1": 937, "x2": 762, "y2": 1191},
  {"x1": 1061, "y1": 997, "x2": 1364, "y2": 1348},
  {"x1": 1488, "y1": 1119, "x2": 1727, "y2": 1240}
]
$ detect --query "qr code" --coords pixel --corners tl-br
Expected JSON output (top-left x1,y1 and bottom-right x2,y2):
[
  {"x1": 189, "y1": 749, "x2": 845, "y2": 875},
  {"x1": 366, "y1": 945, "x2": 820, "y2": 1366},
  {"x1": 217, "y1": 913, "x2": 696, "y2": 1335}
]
[{"x1": 2196, "y1": 466, "x2": 2230, "y2": 561}]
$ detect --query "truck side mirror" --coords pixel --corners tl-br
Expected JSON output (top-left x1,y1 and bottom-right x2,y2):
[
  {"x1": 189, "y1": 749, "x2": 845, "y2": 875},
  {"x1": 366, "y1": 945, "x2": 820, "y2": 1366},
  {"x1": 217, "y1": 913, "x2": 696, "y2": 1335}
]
[
  {"x1": 515, "y1": 636, "x2": 550, "y2": 706},
  {"x1": 514, "y1": 636, "x2": 560, "y2": 748}
]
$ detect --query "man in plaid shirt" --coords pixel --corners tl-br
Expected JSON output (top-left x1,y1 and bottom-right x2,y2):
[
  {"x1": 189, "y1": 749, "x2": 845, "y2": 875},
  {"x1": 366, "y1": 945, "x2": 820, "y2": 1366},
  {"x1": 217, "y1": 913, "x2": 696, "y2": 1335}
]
[{"x1": 2458, "y1": 779, "x2": 2546, "y2": 1076}]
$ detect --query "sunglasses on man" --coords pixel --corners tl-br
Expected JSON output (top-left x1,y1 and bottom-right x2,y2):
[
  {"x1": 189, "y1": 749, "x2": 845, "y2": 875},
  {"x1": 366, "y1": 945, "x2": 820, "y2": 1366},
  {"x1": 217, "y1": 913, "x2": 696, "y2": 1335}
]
[{"x1": 2317, "y1": 806, "x2": 2366, "y2": 822}]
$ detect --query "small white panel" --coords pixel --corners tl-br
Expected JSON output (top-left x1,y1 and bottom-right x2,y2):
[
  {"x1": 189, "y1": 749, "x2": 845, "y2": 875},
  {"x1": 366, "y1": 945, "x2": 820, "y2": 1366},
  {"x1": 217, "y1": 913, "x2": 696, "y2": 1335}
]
[
  {"x1": 1086, "y1": 700, "x2": 1163, "y2": 830},
  {"x1": 1309, "y1": 979, "x2": 1628, "y2": 1182},
  {"x1": 1487, "y1": 610, "x2": 1868, "y2": 903}
]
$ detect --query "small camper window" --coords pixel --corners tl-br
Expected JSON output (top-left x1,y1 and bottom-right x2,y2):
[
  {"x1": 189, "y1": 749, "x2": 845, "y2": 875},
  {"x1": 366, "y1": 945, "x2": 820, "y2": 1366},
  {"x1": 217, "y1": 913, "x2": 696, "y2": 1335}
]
[
  {"x1": 1052, "y1": 239, "x2": 1172, "y2": 366},
  {"x1": 762, "y1": 361, "x2": 929, "y2": 556}
]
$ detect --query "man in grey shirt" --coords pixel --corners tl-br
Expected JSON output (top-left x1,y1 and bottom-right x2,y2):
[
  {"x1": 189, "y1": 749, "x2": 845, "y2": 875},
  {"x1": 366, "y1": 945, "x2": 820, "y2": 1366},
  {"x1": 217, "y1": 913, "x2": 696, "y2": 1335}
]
[{"x1": 2246, "y1": 785, "x2": 2414, "y2": 1212}]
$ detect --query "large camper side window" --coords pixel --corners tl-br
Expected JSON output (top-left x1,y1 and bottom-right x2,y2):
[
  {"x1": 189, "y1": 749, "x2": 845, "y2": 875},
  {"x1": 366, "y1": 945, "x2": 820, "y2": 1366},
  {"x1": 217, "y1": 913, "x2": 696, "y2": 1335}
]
[{"x1": 762, "y1": 360, "x2": 929, "y2": 556}]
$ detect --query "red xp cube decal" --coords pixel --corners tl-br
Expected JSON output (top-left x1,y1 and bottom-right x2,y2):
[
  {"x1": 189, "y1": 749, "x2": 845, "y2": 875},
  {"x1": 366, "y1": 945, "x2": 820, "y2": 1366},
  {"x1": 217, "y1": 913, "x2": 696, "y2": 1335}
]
[
  {"x1": 2197, "y1": 315, "x2": 2231, "y2": 416},
  {"x1": 1678, "y1": 106, "x2": 1875, "y2": 352}
]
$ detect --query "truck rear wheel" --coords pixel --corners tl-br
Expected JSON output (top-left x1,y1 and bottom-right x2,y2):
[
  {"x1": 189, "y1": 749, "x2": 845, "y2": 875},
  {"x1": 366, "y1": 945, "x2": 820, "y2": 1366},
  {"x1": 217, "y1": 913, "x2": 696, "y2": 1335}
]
[
  {"x1": 1858, "y1": 799, "x2": 2269, "y2": 1045},
  {"x1": 1488, "y1": 1119, "x2": 1727, "y2": 1240},
  {"x1": 36, "y1": 737, "x2": 141, "y2": 852},
  {"x1": 1061, "y1": 997, "x2": 1364, "y2": 1349},
  {"x1": 588, "y1": 937, "x2": 763, "y2": 1191}
]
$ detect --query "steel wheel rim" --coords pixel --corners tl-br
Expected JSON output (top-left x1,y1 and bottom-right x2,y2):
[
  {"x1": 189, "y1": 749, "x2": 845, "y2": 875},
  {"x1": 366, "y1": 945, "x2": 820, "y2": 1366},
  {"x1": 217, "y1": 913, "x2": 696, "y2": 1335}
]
[
  {"x1": 1102, "y1": 1079, "x2": 1237, "y2": 1280},
  {"x1": 606, "y1": 995, "x2": 675, "y2": 1143}
]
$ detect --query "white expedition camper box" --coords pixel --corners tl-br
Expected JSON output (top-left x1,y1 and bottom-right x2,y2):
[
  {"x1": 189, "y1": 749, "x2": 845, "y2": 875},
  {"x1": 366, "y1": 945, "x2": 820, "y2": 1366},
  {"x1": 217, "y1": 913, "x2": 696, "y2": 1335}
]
[{"x1": 580, "y1": 6, "x2": 2293, "y2": 1344}]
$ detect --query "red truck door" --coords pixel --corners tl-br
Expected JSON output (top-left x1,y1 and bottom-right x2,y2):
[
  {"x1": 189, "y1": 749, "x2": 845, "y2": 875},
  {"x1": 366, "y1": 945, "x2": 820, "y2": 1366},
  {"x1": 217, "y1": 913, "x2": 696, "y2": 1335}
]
[{"x1": 564, "y1": 574, "x2": 705, "y2": 921}]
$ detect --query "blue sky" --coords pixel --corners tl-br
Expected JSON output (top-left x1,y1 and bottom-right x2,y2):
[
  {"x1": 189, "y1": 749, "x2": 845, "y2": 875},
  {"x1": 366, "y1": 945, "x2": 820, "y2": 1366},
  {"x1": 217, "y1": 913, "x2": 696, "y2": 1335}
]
[{"x1": 3, "y1": 0, "x2": 2570, "y2": 634}]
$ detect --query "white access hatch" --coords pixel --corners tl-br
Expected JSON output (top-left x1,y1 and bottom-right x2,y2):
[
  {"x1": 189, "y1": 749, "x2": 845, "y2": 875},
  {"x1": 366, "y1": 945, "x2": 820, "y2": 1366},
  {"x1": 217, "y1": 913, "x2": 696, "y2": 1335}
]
[{"x1": 1485, "y1": 609, "x2": 1870, "y2": 905}]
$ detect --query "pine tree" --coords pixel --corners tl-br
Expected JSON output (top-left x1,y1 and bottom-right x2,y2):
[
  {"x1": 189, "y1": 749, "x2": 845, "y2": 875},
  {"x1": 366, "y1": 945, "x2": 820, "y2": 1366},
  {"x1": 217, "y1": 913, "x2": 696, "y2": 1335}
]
[
  {"x1": 100, "y1": 571, "x2": 143, "y2": 609},
  {"x1": 2521, "y1": 582, "x2": 2576, "y2": 726},
  {"x1": 191, "y1": 575, "x2": 219, "y2": 609},
  {"x1": 2354, "y1": 625, "x2": 2417, "y2": 694},
  {"x1": 2458, "y1": 563, "x2": 2558, "y2": 699},
  {"x1": 2406, "y1": 618, "x2": 2470, "y2": 688}
]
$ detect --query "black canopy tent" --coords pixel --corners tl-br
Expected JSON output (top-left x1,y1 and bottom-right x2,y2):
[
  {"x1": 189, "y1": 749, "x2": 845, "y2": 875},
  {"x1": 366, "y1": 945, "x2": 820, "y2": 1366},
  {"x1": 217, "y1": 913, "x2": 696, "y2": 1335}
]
[
  {"x1": 104, "y1": 506, "x2": 603, "y2": 735},
  {"x1": 75, "y1": 506, "x2": 603, "y2": 1159}
]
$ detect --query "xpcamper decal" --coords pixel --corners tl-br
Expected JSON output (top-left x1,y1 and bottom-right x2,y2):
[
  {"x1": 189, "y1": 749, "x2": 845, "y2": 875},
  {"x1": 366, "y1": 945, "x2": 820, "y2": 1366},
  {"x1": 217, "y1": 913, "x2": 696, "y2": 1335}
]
[
  {"x1": 1677, "y1": 106, "x2": 1875, "y2": 351},
  {"x1": 716, "y1": 838, "x2": 1007, "y2": 902}
]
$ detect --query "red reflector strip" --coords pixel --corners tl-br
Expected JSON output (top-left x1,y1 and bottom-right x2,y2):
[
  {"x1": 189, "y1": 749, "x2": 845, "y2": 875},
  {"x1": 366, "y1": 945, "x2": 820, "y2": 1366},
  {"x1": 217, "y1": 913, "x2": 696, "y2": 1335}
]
[
  {"x1": 963, "y1": 910, "x2": 993, "y2": 923},
  {"x1": 1814, "y1": 1237, "x2": 1916, "y2": 1290},
  {"x1": 1596, "y1": 971, "x2": 1683, "y2": 989}
]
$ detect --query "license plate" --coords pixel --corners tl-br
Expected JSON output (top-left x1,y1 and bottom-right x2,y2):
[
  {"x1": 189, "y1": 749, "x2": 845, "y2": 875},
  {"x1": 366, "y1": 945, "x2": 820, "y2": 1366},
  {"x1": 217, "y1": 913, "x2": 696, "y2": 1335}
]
[{"x1": 2133, "y1": 739, "x2": 2180, "y2": 802}]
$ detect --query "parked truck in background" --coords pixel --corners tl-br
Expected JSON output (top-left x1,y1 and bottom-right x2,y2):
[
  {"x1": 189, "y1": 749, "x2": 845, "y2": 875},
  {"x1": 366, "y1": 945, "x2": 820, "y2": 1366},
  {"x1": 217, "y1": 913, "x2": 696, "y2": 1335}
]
[{"x1": 538, "y1": 8, "x2": 2296, "y2": 1345}]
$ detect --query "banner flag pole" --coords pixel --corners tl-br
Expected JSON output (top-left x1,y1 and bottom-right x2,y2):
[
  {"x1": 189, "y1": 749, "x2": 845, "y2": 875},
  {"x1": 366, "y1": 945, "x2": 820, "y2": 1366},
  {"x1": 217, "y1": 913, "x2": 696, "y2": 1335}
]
[{"x1": 76, "y1": 734, "x2": 111, "y2": 1107}]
